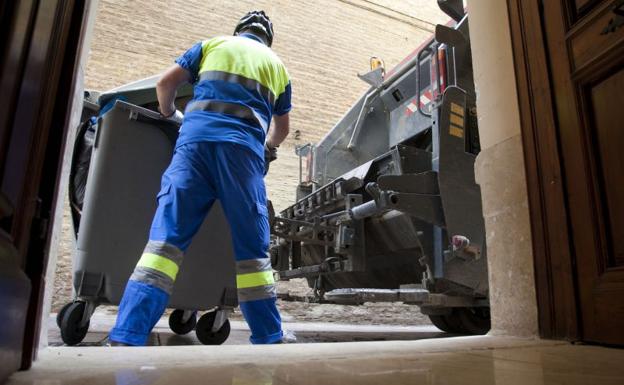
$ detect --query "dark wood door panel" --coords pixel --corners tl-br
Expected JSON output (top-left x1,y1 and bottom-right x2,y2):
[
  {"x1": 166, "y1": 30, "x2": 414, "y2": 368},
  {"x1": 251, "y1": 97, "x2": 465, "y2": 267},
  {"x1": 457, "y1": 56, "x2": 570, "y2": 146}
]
[
  {"x1": 575, "y1": 0, "x2": 593, "y2": 9},
  {"x1": 569, "y1": 1, "x2": 624, "y2": 73},
  {"x1": 0, "y1": 1, "x2": 38, "y2": 169},
  {"x1": 0, "y1": 1, "x2": 38, "y2": 382},
  {"x1": 568, "y1": 0, "x2": 611, "y2": 26},
  {"x1": 572, "y1": 0, "x2": 608, "y2": 18},
  {"x1": 541, "y1": 0, "x2": 624, "y2": 345},
  {"x1": 592, "y1": 285, "x2": 624, "y2": 343},
  {"x1": 589, "y1": 68, "x2": 624, "y2": 268}
]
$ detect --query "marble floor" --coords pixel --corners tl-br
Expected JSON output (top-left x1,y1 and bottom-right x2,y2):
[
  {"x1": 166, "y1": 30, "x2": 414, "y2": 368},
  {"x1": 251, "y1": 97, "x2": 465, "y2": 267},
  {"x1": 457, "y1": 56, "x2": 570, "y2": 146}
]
[
  {"x1": 8, "y1": 336, "x2": 624, "y2": 385},
  {"x1": 45, "y1": 313, "x2": 445, "y2": 346}
]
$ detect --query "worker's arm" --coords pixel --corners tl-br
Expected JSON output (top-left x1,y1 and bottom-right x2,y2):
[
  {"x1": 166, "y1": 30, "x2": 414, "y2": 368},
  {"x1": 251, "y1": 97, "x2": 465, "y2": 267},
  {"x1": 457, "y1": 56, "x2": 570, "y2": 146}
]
[
  {"x1": 156, "y1": 64, "x2": 191, "y2": 117},
  {"x1": 263, "y1": 113, "x2": 289, "y2": 175},
  {"x1": 267, "y1": 113, "x2": 290, "y2": 148}
]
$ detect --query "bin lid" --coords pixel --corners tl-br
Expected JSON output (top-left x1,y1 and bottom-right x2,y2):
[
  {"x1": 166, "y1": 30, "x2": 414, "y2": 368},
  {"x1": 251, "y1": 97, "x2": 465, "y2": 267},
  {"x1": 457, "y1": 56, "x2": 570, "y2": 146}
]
[{"x1": 96, "y1": 75, "x2": 194, "y2": 108}]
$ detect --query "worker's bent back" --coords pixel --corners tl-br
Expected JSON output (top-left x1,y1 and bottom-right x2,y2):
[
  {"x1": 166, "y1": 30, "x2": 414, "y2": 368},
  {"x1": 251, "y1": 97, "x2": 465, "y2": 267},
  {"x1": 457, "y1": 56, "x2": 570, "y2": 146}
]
[{"x1": 176, "y1": 34, "x2": 292, "y2": 161}]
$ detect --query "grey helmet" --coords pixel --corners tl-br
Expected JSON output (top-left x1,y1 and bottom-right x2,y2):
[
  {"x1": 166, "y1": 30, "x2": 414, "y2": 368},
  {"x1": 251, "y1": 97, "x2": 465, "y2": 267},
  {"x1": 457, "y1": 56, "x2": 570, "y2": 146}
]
[{"x1": 234, "y1": 10, "x2": 274, "y2": 47}]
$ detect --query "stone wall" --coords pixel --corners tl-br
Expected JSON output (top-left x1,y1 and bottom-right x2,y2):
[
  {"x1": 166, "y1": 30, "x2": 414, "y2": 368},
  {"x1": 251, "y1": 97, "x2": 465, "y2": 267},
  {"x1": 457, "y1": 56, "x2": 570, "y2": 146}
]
[{"x1": 85, "y1": 0, "x2": 447, "y2": 209}]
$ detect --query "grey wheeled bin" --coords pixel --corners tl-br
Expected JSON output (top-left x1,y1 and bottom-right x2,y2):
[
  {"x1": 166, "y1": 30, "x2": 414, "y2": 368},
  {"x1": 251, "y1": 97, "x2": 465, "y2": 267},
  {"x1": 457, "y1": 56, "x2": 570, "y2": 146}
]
[{"x1": 58, "y1": 100, "x2": 238, "y2": 346}]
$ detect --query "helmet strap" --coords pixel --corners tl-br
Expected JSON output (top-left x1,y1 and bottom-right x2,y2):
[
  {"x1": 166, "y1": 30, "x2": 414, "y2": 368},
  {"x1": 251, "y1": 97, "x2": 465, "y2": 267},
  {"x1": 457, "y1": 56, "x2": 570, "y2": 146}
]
[{"x1": 239, "y1": 28, "x2": 269, "y2": 46}]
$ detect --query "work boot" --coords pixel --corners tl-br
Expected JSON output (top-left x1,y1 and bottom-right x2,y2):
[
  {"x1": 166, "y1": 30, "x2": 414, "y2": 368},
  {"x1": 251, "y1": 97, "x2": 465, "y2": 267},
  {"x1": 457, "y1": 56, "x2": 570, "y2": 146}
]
[
  {"x1": 279, "y1": 330, "x2": 297, "y2": 344},
  {"x1": 103, "y1": 337, "x2": 130, "y2": 347}
]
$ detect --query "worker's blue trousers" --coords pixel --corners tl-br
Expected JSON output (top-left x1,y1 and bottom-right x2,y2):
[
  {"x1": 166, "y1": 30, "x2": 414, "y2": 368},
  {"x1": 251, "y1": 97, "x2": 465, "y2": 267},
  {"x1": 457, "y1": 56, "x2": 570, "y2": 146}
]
[{"x1": 109, "y1": 142, "x2": 282, "y2": 345}]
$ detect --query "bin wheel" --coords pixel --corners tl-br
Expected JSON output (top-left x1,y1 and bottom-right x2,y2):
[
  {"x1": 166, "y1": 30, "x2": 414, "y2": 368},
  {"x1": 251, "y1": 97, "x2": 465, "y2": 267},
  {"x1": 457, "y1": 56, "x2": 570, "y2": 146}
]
[
  {"x1": 56, "y1": 302, "x2": 74, "y2": 329},
  {"x1": 169, "y1": 309, "x2": 197, "y2": 335},
  {"x1": 60, "y1": 302, "x2": 90, "y2": 346},
  {"x1": 195, "y1": 312, "x2": 230, "y2": 345}
]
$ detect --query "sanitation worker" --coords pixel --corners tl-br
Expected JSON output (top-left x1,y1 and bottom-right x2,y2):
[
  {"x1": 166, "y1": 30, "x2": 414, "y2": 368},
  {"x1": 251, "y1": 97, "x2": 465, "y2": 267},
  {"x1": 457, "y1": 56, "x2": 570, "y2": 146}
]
[{"x1": 109, "y1": 10, "x2": 292, "y2": 345}]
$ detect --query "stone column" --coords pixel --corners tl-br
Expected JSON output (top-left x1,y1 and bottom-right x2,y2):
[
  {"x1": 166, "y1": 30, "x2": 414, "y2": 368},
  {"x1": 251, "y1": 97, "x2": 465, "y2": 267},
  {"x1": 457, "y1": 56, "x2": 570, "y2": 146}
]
[{"x1": 468, "y1": 0, "x2": 539, "y2": 337}]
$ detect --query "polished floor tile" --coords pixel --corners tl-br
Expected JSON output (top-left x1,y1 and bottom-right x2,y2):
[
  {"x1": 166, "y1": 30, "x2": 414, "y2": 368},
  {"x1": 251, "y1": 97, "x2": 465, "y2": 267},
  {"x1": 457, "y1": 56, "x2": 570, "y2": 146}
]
[
  {"x1": 8, "y1": 337, "x2": 624, "y2": 385},
  {"x1": 46, "y1": 314, "x2": 444, "y2": 346}
]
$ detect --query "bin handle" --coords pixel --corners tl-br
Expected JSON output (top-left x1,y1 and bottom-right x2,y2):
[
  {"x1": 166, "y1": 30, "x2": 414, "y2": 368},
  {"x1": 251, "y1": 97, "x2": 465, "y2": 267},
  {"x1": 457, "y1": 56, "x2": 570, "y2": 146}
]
[{"x1": 115, "y1": 100, "x2": 180, "y2": 145}]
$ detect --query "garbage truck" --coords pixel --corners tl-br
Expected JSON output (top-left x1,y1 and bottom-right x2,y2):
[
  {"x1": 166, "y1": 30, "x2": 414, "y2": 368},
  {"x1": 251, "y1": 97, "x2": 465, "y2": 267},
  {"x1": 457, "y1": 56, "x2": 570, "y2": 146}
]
[{"x1": 269, "y1": 0, "x2": 491, "y2": 334}]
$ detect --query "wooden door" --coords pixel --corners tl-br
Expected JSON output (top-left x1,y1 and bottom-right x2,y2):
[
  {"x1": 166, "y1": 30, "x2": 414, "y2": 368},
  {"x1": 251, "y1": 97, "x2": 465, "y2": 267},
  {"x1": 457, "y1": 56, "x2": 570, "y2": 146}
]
[
  {"x1": 0, "y1": 1, "x2": 41, "y2": 380},
  {"x1": 0, "y1": 0, "x2": 88, "y2": 380},
  {"x1": 541, "y1": 0, "x2": 624, "y2": 345}
]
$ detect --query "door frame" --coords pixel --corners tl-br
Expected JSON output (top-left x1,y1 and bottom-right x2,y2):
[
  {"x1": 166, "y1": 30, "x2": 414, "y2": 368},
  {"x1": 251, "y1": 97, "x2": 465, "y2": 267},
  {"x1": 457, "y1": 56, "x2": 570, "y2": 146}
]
[
  {"x1": 20, "y1": 0, "x2": 90, "y2": 368},
  {"x1": 506, "y1": 0, "x2": 581, "y2": 340},
  {"x1": 0, "y1": 0, "x2": 90, "y2": 376}
]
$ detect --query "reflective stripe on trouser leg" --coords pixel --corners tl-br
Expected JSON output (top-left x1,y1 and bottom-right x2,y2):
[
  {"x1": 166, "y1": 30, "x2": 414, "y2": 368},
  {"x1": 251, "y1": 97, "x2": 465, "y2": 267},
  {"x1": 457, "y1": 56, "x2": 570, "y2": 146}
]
[
  {"x1": 129, "y1": 240, "x2": 184, "y2": 294},
  {"x1": 236, "y1": 258, "x2": 276, "y2": 302},
  {"x1": 236, "y1": 257, "x2": 282, "y2": 344},
  {"x1": 109, "y1": 241, "x2": 184, "y2": 345}
]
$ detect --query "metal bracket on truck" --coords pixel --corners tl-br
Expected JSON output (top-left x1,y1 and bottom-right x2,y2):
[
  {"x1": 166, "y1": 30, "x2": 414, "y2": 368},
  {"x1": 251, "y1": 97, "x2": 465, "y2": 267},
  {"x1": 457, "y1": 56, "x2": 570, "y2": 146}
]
[{"x1": 324, "y1": 287, "x2": 489, "y2": 309}]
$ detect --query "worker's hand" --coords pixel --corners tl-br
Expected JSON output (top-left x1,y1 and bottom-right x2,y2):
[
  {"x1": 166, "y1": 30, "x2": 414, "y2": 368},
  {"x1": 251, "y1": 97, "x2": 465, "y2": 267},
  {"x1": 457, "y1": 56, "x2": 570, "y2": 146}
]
[
  {"x1": 264, "y1": 143, "x2": 278, "y2": 175},
  {"x1": 170, "y1": 110, "x2": 184, "y2": 125},
  {"x1": 160, "y1": 109, "x2": 184, "y2": 125}
]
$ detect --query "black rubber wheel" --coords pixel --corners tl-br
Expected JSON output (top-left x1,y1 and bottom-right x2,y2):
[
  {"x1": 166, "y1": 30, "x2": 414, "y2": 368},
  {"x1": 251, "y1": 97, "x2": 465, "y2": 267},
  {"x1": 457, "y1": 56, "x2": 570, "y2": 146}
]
[
  {"x1": 428, "y1": 308, "x2": 468, "y2": 334},
  {"x1": 457, "y1": 307, "x2": 491, "y2": 335},
  {"x1": 428, "y1": 314, "x2": 454, "y2": 333},
  {"x1": 56, "y1": 302, "x2": 73, "y2": 329},
  {"x1": 443, "y1": 309, "x2": 469, "y2": 334},
  {"x1": 169, "y1": 309, "x2": 197, "y2": 335},
  {"x1": 60, "y1": 302, "x2": 90, "y2": 346},
  {"x1": 195, "y1": 312, "x2": 230, "y2": 345}
]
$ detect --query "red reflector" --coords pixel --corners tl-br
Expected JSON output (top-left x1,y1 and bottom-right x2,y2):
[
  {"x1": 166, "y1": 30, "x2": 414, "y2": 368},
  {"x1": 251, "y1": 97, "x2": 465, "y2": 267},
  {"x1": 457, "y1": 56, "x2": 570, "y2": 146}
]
[
  {"x1": 430, "y1": 45, "x2": 448, "y2": 101},
  {"x1": 304, "y1": 151, "x2": 313, "y2": 183},
  {"x1": 438, "y1": 46, "x2": 447, "y2": 93},
  {"x1": 430, "y1": 50, "x2": 438, "y2": 98}
]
